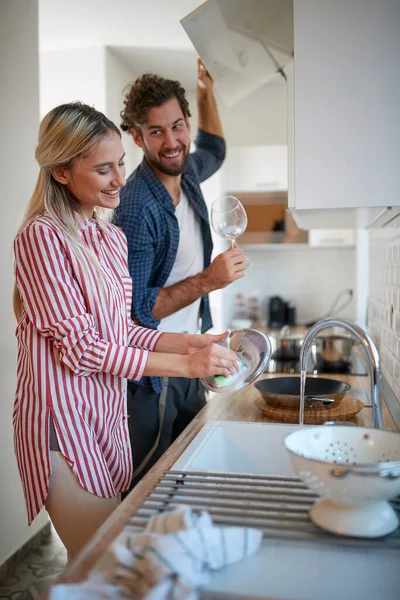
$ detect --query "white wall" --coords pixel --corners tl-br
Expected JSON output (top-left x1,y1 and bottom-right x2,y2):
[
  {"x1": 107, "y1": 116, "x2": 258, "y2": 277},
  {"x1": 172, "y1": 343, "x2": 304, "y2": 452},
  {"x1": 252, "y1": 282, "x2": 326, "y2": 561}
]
[
  {"x1": 40, "y1": 46, "x2": 143, "y2": 174},
  {"x1": 0, "y1": 0, "x2": 48, "y2": 566},
  {"x1": 185, "y1": 80, "x2": 287, "y2": 147},
  {"x1": 368, "y1": 212, "x2": 400, "y2": 402},
  {"x1": 355, "y1": 228, "x2": 369, "y2": 328},
  {"x1": 105, "y1": 48, "x2": 143, "y2": 177},
  {"x1": 40, "y1": 46, "x2": 106, "y2": 117},
  {"x1": 220, "y1": 246, "x2": 357, "y2": 328}
]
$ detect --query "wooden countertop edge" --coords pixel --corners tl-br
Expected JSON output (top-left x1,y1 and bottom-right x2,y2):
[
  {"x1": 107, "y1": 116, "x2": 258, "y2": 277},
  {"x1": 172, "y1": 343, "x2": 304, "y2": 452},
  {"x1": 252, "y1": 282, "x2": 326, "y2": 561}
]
[{"x1": 51, "y1": 374, "x2": 398, "y2": 589}]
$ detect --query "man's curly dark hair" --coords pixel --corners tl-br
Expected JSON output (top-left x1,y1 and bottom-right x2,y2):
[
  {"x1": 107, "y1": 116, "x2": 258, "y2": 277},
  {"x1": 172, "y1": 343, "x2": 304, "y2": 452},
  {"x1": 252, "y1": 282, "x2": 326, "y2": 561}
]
[{"x1": 120, "y1": 73, "x2": 191, "y2": 134}]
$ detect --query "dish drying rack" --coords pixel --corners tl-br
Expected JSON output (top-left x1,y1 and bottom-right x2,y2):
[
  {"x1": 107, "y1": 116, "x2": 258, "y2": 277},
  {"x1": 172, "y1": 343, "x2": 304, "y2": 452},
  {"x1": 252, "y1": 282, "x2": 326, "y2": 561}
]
[{"x1": 128, "y1": 469, "x2": 400, "y2": 551}]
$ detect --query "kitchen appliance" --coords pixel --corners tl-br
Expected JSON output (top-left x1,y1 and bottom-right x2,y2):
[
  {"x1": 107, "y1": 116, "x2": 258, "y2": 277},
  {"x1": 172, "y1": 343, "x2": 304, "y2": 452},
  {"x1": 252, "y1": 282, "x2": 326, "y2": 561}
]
[
  {"x1": 284, "y1": 425, "x2": 400, "y2": 537},
  {"x1": 268, "y1": 296, "x2": 287, "y2": 328},
  {"x1": 254, "y1": 376, "x2": 350, "y2": 410},
  {"x1": 285, "y1": 301, "x2": 296, "y2": 326},
  {"x1": 201, "y1": 328, "x2": 272, "y2": 393}
]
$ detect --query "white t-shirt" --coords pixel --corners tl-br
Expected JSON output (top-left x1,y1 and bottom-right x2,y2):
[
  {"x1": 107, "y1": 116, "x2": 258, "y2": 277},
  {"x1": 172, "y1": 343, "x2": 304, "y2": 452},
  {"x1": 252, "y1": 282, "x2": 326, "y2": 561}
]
[{"x1": 158, "y1": 191, "x2": 204, "y2": 334}]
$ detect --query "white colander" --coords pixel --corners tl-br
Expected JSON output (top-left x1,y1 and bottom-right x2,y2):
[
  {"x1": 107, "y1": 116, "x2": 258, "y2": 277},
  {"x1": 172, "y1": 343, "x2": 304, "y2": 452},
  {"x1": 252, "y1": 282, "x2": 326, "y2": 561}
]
[{"x1": 284, "y1": 425, "x2": 400, "y2": 537}]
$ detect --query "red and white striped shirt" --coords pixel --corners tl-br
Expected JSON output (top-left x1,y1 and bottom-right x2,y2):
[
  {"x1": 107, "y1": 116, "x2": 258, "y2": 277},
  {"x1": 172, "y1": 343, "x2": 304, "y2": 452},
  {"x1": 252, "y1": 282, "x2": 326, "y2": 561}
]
[{"x1": 13, "y1": 213, "x2": 162, "y2": 524}]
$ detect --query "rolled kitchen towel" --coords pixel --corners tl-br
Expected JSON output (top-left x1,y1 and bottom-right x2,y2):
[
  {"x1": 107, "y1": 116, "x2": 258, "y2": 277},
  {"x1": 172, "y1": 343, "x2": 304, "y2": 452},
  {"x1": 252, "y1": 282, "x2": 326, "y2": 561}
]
[{"x1": 50, "y1": 505, "x2": 263, "y2": 600}]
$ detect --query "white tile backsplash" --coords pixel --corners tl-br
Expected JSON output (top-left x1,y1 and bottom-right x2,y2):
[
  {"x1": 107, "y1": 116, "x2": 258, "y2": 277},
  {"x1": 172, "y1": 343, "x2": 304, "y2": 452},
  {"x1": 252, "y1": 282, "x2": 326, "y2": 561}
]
[
  {"x1": 219, "y1": 246, "x2": 357, "y2": 326},
  {"x1": 368, "y1": 212, "x2": 400, "y2": 403}
]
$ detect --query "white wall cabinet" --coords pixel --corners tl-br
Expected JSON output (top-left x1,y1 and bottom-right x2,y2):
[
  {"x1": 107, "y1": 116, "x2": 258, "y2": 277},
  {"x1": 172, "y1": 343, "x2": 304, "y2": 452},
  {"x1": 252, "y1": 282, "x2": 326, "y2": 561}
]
[{"x1": 289, "y1": 0, "x2": 400, "y2": 214}]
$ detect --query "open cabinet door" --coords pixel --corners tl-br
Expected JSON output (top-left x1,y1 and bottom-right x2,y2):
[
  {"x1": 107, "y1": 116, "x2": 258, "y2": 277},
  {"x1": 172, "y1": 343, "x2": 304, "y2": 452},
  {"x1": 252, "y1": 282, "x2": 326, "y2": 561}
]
[{"x1": 180, "y1": 0, "x2": 293, "y2": 106}]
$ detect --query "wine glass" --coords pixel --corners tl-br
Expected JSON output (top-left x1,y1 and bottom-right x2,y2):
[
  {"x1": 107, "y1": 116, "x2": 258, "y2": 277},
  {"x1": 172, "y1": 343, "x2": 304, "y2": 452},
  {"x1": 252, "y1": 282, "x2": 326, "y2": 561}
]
[{"x1": 210, "y1": 195, "x2": 252, "y2": 269}]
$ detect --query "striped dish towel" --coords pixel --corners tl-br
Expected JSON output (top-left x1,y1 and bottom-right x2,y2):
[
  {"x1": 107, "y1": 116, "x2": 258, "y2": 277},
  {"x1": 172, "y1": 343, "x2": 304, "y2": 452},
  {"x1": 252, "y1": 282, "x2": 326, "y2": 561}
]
[{"x1": 50, "y1": 505, "x2": 263, "y2": 600}]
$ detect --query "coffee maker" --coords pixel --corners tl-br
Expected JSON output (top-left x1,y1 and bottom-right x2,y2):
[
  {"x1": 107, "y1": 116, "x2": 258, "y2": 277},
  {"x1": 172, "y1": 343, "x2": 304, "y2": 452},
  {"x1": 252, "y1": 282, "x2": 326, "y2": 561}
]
[{"x1": 268, "y1": 296, "x2": 296, "y2": 328}]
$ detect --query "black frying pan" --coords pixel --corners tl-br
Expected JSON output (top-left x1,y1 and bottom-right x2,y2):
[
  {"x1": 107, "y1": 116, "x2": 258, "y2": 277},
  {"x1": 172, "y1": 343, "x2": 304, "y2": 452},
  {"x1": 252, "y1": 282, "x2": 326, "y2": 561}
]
[{"x1": 254, "y1": 377, "x2": 351, "y2": 410}]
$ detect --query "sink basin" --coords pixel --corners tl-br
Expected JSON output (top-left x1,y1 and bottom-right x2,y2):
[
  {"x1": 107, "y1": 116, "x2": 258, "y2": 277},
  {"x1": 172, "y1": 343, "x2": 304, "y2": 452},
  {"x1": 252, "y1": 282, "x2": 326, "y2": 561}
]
[
  {"x1": 171, "y1": 421, "x2": 400, "y2": 600},
  {"x1": 173, "y1": 421, "x2": 298, "y2": 476}
]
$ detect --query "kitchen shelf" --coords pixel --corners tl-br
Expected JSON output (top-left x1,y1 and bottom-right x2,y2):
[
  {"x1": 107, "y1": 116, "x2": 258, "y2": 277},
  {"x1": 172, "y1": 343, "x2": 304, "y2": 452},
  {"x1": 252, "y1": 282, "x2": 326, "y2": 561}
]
[{"x1": 242, "y1": 244, "x2": 356, "y2": 250}]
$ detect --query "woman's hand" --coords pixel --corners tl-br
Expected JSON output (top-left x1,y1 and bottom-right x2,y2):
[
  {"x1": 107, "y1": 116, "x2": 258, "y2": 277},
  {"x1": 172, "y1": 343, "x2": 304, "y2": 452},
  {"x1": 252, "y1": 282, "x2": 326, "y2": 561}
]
[
  {"x1": 187, "y1": 342, "x2": 238, "y2": 379},
  {"x1": 142, "y1": 331, "x2": 238, "y2": 379},
  {"x1": 152, "y1": 331, "x2": 231, "y2": 358},
  {"x1": 186, "y1": 330, "x2": 230, "y2": 354}
]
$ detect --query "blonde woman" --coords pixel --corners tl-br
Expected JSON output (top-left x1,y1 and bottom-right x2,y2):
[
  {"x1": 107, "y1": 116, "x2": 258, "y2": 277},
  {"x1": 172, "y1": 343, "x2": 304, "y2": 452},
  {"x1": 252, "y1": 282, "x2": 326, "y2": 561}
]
[{"x1": 13, "y1": 102, "x2": 237, "y2": 560}]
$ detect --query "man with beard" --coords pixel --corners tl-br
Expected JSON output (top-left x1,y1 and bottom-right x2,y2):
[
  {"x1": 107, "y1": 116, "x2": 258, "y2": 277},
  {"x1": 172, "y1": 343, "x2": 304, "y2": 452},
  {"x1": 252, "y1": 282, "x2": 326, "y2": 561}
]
[{"x1": 116, "y1": 60, "x2": 246, "y2": 490}]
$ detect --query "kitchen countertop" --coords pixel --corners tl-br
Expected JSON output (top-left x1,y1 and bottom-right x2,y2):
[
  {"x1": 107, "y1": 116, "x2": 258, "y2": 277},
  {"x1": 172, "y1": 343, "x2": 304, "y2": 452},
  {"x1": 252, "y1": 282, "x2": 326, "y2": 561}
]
[{"x1": 51, "y1": 370, "x2": 398, "y2": 590}]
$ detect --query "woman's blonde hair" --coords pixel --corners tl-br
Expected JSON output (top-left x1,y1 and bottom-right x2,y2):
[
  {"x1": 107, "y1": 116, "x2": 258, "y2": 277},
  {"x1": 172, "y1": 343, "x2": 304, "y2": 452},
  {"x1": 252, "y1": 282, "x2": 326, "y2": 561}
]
[{"x1": 13, "y1": 102, "x2": 121, "y2": 320}]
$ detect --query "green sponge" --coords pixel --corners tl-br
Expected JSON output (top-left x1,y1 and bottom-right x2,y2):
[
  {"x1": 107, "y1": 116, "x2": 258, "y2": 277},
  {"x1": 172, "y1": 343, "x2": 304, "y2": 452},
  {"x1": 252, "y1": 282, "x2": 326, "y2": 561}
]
[{"x1": 214, "y1": 362, "x2": 248, "y2": 389}]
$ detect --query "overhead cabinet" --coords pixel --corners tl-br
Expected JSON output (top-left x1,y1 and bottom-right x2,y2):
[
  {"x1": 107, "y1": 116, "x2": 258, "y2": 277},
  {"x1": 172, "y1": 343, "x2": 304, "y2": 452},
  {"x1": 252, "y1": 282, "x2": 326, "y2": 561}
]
[
  {"x1": 182, "y1": 0, "x2": 399, "y2": 229},
  {"x1": 181, "y1": 0, "x2": 293, "y2": 106},
  {"x1": 289, "y1": 0, "x2": 400, "y2": 215}
]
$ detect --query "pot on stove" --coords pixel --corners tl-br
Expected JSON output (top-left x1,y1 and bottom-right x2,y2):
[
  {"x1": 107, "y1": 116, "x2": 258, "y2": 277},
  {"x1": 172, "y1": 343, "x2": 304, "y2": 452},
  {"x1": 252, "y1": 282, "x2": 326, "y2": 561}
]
[
  {"x1": 269, "y1": 325, "x2": 304, "y2": 360},
  {"x1": 314, "y1": 329, "x2": 358, "y2": 369}
]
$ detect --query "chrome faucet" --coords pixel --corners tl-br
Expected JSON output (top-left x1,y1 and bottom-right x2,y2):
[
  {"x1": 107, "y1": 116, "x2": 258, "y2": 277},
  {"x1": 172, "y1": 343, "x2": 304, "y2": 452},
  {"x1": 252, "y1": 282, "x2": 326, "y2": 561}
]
[{"x1": 300, "y1": 318, "x2": 383, "y2": 429}]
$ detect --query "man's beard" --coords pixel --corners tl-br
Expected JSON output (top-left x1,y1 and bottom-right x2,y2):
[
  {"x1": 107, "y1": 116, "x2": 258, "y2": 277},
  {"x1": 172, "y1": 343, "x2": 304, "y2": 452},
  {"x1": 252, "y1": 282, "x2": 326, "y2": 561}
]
[{"x1": 144, "y1": 144, "x2": 189, "y2": 176}]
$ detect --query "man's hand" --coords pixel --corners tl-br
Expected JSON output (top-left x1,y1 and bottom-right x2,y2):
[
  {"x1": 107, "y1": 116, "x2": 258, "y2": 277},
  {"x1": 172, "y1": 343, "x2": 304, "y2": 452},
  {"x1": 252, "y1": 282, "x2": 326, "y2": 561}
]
[
  {"x1": 196, "y1": 57, "x2": 224, "y2": 139},
  {"x1": 201, "y1": 246, "x2": 246, "y2": 291},
  {"x1": 152, "y1": 247, "x2": 245, "y2": 321},
  {"x1": 197, "y1": 58, "x2": 213, "y2": 100}
]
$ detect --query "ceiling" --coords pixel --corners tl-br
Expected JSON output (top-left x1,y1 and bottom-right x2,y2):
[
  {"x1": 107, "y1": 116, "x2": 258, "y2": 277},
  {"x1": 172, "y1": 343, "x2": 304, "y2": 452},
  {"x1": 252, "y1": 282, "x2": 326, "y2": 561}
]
[
  {"x1": 39, "y1": 0, "x2": 202, "y2": 52},
  {"x1": 110, "y1": 46, "x2": 198, "y2": 92},
  {"x1": 39, "y1": 0, "x2": 287, "y2": 145},
  {"x1": 39, "y1": 0, "x2": 286, "y2": 91},
  {"x1": 39, "y1": 0, "x2": 209, "y2": 91}
]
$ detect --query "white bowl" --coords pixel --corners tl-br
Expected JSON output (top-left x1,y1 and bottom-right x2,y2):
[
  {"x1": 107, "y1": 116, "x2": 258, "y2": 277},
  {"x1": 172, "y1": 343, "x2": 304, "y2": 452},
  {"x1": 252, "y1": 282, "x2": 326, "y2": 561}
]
[{"x1": 284, "y1": 425, "x2": 400, "y2": 537}]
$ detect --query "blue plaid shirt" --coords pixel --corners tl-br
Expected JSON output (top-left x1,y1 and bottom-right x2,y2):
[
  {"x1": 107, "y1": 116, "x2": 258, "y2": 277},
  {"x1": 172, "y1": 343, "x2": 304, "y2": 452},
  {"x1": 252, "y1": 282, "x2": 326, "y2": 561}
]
[{"x1": 114, "y1": 129, "x2": 226, "y2": 392}]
